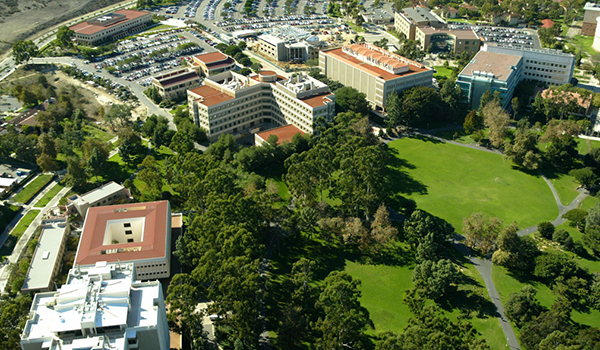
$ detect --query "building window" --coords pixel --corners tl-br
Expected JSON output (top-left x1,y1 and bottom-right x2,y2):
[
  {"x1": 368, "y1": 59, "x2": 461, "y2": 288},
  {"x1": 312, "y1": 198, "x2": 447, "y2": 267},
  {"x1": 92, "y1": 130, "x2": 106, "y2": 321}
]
[
  {"x1": 125, "y1": 230, "x2": 133, "y2": 235},
  {"x1": 124, "y1": 223, "x2": 131, "y2": 228},
  {"x1": 127, "y1": 238, "x2": 134, "y2": 243}
]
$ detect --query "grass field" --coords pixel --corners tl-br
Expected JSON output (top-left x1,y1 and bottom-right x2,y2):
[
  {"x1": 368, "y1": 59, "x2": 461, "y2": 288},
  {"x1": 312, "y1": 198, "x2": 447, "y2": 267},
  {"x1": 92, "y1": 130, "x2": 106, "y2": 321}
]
[
  {"x1": 84, "y1": 125, "x2": 114, "y2": 144},
  {"x1": 577, "y1": 137, "x2": 600, "y2": 155},
  {"x1": 433, "y1": 66, "x2": 454, "y2": 79},
  {"x1": 0, "y1": 209, "x2": 40, "y2": 260},
  {"x1": 388, "y1": 137, "x2": 558, "y2": 232},
  {"x1": 34, "y1": 183, "x2": 64, "y2": 207},
  {"x1": 546, "y1": 171, "x2": 579, "y2": 206},
  {"x1": 12, "y1": 174, "x2": 53, "y2": 204},
  {"x1": 570, "y1": 35, "x2": 595, "y2": 57}
]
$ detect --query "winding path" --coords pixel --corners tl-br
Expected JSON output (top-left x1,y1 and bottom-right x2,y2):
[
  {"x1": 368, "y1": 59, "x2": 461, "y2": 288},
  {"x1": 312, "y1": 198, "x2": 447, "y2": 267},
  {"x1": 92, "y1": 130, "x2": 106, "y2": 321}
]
[{"x1": 385, "y1": 132, "x2": 588, "y2": 350}]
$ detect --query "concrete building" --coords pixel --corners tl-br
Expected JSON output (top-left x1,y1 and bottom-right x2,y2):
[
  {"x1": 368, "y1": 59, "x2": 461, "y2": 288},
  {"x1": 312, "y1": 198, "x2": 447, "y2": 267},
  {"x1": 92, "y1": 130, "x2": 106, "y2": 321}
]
[
  {"x1": 361, "y1": 9, "x2": 394, "y2": 24},
  {"x1": 583, "y1": 2, "x2": 600, "y2": 36},
  {"x1": 188, "y1": 71, "x2": 335, "y2": 141},
  {"x1": 483, "y1": 44, "x2": 575, "y2": 86},
  {"x1": 190, "y1": 52, "x2": 236, "y2": 77},
  {"x1": 394, "y1": 7, "x2": 445, "y2": 40},
  {"x1": 151, "y1": 68, "x2": 202, "y2": 100},
  {"x1": 257, "y1": 26, "x2": 323, "y2": 62},
  {"x1": 415, "y1": 27, "x2": 480, "y2": 54},
  {"x1": 21, "y1": 218, "x2": 70, "y2": 293},
  {"x1": 70, "y1": 10, "x2": 152, "y2": 45},
  {"x1": 593, "y1": 17, "x2": 600, "y2": 52},
  {"x1": 74, "y1": 201, "x2": 172, "y2": 280},
  {"x1": 67, "y1": 181, "x2": 131, "y2": 217},
  {"x1": 20, "y1": 262, "x2": 169, "y2": 350},
  {"x1": 319, "y1": 43, "x2": 433, "y2": 110},
  {"x1": 457, "y1": 50, "x2": 523, "y2": 110}
]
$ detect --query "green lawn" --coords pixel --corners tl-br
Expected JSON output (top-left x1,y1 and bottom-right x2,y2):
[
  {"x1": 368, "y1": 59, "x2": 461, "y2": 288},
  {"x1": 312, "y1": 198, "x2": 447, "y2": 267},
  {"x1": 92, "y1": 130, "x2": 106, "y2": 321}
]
[
  {"x1": 12, "y1": 174, "x2": 53, "y2": 204},
  {"x1": 34, "y1": 183, "x2": 64, "y2": 207},
  {"x1": 570, "y1": 35, "x2": 596, "y2": 57},
  {"x1": 388, "y1": 137, "x2": 558, "y2": 232},
  {"x1": 547, "y1": 172, "x2": 579, "y2": 206},
  {"x1": 579, "y1": 195, "x2": 599, "y2": 212},
  {"x1": 0, "y1": 209, "x2": 40, "y2": 260},
  {"x1": 84, "y1": 125, "x2": 114, "y2": 143},
  {"x1": 433, "y1": 66, "x2": 454, "y2": 79},
  {"x1": 576, "y1": 137, "x2": 600, "y2": 155}
]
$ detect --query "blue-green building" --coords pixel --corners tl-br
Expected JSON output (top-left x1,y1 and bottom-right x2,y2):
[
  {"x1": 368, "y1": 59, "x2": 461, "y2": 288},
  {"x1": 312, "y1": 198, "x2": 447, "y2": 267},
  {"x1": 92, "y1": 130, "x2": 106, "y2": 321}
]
[{"x1": 456, "y1": 51, "x2": 523, "y2": 110}]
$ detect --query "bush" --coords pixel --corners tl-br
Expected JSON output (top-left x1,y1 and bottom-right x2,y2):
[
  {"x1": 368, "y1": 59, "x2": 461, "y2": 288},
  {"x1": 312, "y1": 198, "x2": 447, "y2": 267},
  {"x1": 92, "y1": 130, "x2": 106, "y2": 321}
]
[
  {"x1": 562, "y1": 209, "x2": 587, "y2": 230},
  {"x1": 552, "y1": 228, "x2": 570, "y2": 244},
  {"x1": 538, "y1": 221, "x2": 555, "y2": 240}
]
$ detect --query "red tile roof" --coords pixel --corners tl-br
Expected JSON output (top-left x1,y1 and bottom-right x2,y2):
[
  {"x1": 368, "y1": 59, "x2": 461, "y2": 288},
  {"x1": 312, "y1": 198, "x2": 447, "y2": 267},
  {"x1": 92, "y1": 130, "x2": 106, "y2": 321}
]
[
  {"x1": 256, "y1": 124, "x2": 304, "y2": 145},
  {"x1": 156, "y1": 71, "x2": 200, "y2": 88},
  {"x1": 301, "y1": 93, "x2": 334, "y2": 108},
  {"x1": 75, "y1": 201, "x2": 170, "y2": 266},
  {"x1": 189, "y1": 85, "x2": 234, "y2": 107},
  {"x1": 70, "y1": 9, "x2": 150, "y2": 35},
  {"x1": 542, "y1": 19, "x2": 555, "y2": 28}
]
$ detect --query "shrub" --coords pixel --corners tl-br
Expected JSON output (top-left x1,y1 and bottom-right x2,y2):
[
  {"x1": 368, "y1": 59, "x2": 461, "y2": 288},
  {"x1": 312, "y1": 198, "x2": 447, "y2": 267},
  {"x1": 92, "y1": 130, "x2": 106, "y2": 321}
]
[
  {"x1": 538, "y1": 221, "x2": 555, "y2": 240},
  {"x1": 552, "y1": 229, "x2": 570, "y2": 244}
]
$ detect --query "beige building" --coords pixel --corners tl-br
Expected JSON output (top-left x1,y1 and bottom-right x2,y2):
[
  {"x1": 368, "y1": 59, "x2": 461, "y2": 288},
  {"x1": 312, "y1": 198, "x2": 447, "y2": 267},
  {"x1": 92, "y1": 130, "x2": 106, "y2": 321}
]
[
  {"x1": 190, "y1": 51, "x2": 236, "y2": 77},
  {"x1": 394, "y1": 6, "x2": 445, "y2": 40},
  {"x1": 257, "y1": 31, "x2": 323, "y2": 62},
  {"x1": 188, "y1": 71, "x2": 335, "y2": 141},
  {"x1": 584, "y1": 3, "x2": 600, "y2": 36},
  {"x1": 151, "y1": 68, "x2": 202, "y2": 100},
  {"x1": 415, "y1": 27, "x2": 480, "y2": 54},
  {"x1": 67, "y1": 181, "x2": 131, "y2": 217},
  {"x1": 70, "y1": 9, "x2": 152, "y2": 45},
  {"x1": 319, "y1": 43, "x2": 433, "y2": 110},
  {"x1": 258, "y1": 34, "x2": 288, "y2": 61}
]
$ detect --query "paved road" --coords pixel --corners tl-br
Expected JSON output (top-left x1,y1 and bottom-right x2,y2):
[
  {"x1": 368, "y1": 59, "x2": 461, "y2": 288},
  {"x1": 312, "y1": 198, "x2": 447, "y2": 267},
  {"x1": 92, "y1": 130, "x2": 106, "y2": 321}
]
[{"x1": 0, "y1": 181, "x2": 72, "y2": 294}]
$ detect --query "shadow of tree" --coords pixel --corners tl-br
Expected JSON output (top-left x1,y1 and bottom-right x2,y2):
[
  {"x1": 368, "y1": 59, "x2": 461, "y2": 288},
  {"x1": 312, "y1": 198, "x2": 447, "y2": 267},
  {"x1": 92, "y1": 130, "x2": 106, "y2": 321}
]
[
  {"x1": 387, "y1": 147, "x2": 428, "y2": 197},
  {"x1": 411, "y1": 134, "x2": 445, "y2": 144}
]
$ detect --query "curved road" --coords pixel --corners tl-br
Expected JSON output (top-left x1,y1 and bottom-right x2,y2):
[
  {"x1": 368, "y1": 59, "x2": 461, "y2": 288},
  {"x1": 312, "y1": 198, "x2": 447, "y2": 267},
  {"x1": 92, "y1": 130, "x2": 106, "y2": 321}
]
[{"x1": 385, "y1": 132, "x2": 588, "y2": 350}]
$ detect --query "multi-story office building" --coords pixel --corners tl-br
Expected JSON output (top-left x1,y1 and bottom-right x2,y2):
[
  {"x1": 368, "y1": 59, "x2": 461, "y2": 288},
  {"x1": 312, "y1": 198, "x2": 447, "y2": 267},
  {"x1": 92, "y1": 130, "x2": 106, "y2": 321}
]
[
  {"x1": 257, "y1": 26, "x2": 323, "y2": 62},
  {"x1": 188, "y1": 71, "x2": 335, "y2": 141},
  {"x1": 190, "y1": 51, "x2": 236, "y2": 77},
  {"x1": 21, "y1": 218, "x2": 70, "y2": 293},
  {"x1": 258, "y1": 34, "x2": 288, "y2": 61},
  {"x1": 394, "y1": 6, "x2": 445, "y2": 40},
  {"x1": 70, "y1": 10, "x2": 152, "y2": 45},
  {"x1": 415, "y1": 27, "x2": 480, "y2": 54},
  {"x1": 319, "y1": 43, "x2": 433, "y2": 110},
  {"x1": 482, "y1": 44, "x2": 575, "y2": 86},
  {"x1": 151, "y1": 68, "x2": 202, "y2": 100},
  {"x1": 67, "y1": 181, "x2": 131, "y2": 217},
  {"x1": 583, "y1": 2, "x2": 600, "y2": 36},
  {"x1": 20, "y1": 262, "x2": 170, "y2": 350},
  {"x1": 75, "y1": 200, "x2": 172, "y2": 280},
  {"x1": 456, "y1": 50, "x2": 523, "y2": 110}
]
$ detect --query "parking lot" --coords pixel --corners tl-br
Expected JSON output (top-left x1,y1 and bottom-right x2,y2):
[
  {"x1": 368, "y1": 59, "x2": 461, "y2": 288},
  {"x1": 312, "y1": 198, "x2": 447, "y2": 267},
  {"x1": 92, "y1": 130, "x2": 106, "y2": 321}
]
[{"x1": 449, "y1": 24, "x2": 541, "y2": 49}]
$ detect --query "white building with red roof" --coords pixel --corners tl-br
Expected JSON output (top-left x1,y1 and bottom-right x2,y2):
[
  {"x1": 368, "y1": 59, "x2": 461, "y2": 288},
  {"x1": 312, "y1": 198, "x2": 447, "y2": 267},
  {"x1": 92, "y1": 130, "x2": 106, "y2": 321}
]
[
  {"x1": 188, "y1": 70, "x2": 334, "y2": 141},
  {"x1": 319, "y1": 43, "x2": 433, "y2": 110},
  {"x1": 151, "y1": 68, "x2": 202, "y2": 100},
  {"x1": 74, "y1": 200, "x2": 172, "y2": 280},
  {"x1": 70, "y1": 9, "x2": 152, "y2": 45},
  {"x1": 190, "y1": 51, "x2": 237, "y2": 76}
]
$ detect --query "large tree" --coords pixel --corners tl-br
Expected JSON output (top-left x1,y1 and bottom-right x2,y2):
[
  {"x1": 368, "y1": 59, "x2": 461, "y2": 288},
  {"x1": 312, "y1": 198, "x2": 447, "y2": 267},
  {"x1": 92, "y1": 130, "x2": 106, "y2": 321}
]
[
  {"x1": 482, "y1": 99, "x2": 510, "y2": 149},
  {"x1": 334, "y1": 86, "x2": 370, "y2": 115},
  {"x1": 505, "y1": 286, "x2": 544, "y2": 328},
  {"x1": 462, "y1": 212, "x2": 503, "y2": 254},
  {"x1": 12, "y1": 40, "x2": 38, "y2": 65},
  {"x1": 56, "y1": 26, "x2": 74, "y2": 48}
]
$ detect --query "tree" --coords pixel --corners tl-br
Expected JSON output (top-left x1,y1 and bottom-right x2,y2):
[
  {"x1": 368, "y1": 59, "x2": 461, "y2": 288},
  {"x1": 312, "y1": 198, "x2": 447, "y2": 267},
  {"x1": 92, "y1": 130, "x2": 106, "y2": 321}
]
[
  {"x1": 538, "y1": 221, "x2": 555, "y2": 240},
  {"x1": 404, "y1": 209, "x2": 454, "y2": 248},
  {"x1": 533, "y1": 252, "x2": 580, "y2": 283},
  {"x1": 462, "y1": 212, "x2": 503, "y2": 254},
  {"x1": 37, "y1": 133, "x2": 57, "y2": 159},
  {"x1": 519, "y1": 300, "x2": 573, "y2": 350},
  {"x1": 384, "y1": 91, "x2": 402, "y2": 129},
  {"x1": 504, "y1": 125, "x2": 541, "y2": 170},
  {"x1": 482, "y1": 99, "x2": 510, "y2": 149},
  {"x1": 315, "y1": 271, "x2": 373, "y2": 350},
  {"x1": 63, "y1": 157, "x2": 88, "y2": 188},
  {"x1": 492, "y1": 222, "x2": 538, "y2": 271},
  {"x1": 170, "y1": 130, "x2": 195, "y2": 154},
  {"x1": 86, "y1": 147, "x2": 107, "y2": 178},
  {"x1": 12, "y1": 40, "x2": 38, "y2": 65},
  {"x1": 505, "y1": 286, "x2": 544, "y2": 328},
  {"x1": 36, "y1": 153, "x2": 59, "y2": 172},
  {"x1": 251, "y1": 62, "x2": 262, "y2": 73},
  {"x1": 584, "y1": 225, "x2": 600, "y2": 256},
  {"x1": 545, "y1": 134, "x2": 578, "y2": 169},
  {"x1": 118, "y1": 127, "x2": 143, "y2": 166},
  {"x1": 412, "y1": 259, "x2": 460, "y2": 300},
  {"x1": 239, "y1": 67, "x2": 252, "y2": 76},
  {"x1": 0, "y1": 294, "x2": 33, "y2": 349},
  {"x1": 138, "y1": 155, "x2": 163, "y2": 199},
  {"x1": 144, "y1": 86, "x2": 162, "y2": 104},
  {"x1": 334, "y1": 86, "x2": 369, "y2": 115},
  {"x1": 105, "y1": 104, "x2": 132, "y2": 129},
  {"x1": 395, "y1": 40, "x2": 423, "y2": 60},
  {"x1": 399, "y1": 86, "x2": 446, "y2": 128},
  {"x1": 439, "y1": 79, "x2": 463, "y2": 112},
  {"x1": 56, "y1": 26, "x2": 74, "y2": 48},
  {"x1": 369, "y1": 205, "x2": 398, "y2": 252},
  {"x1": 569, "y1": 167, "x2": 598, "y2": 188}
]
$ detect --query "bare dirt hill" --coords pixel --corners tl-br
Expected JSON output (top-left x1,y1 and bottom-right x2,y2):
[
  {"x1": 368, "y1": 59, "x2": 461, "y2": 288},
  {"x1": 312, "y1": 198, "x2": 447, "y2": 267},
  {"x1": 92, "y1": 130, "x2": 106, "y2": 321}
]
[{"x1": 0, "y1": 0, "x2": 122, "y2": 55}]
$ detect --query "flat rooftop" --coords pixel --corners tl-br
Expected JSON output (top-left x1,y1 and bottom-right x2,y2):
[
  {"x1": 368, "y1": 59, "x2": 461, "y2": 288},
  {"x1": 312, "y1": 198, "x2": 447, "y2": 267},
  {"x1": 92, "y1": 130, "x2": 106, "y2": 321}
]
[
  {"x1": 75, "y1": 201, "x2": 170, "y2": 266},
  {"x1": 402, "y1": 6, "x2": 440, "y2": 23},
  {"x1": 460, "y1": 51, "x2": 521, "y2": 81},
  {"x1": 189, "y1": 85, "x2": 234, "y2": 107},
  {"x1": 256, "y1": 124, "x2": 304, "y2": 145},
  {"x1": 194, "y1": 51, "x2": 230, "y2": 64},
  {"x1": 418, "y1": 27, "x2": 479, "y2": 39},
  {"x1": 155, "y1": 70, "x2": 200, "y2": 88},
  {"x1": 322, "y1": 47, "x2": 430, "y2": 81},
  {"x1": 259, "y1": 34, "x2": 286, "y2": 45},
  {"x1": 70, "y1": 9, "x2": 149, "y2": 35},
  {"x1": 301, "y1": 93, "x2": 334, "y2": 108},
  {"x1": 77, "y1": 181, "x2": 125, "y2": 205},
  {"x1": 22, "y1": 221, "x2": 68, "y2": 292}
]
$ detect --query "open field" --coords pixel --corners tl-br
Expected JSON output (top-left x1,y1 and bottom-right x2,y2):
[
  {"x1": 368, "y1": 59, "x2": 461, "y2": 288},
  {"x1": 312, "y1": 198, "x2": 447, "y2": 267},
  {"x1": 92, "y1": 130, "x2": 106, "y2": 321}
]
[
  {"x1": 577, "y1": 137, "x2": 600, "y2": 155},
  {"x1": 12, "y1": 174, "x2": 53, "y2": 204},
  {"x1": 433, "y1": 66, "x2": 454, "y2": 79},
  {"x1": 0, "y1": 0, "x2": 124, "y2": 57},
  {"x1": 388, "y1": 137, "x2": 558, "y2": 232}
]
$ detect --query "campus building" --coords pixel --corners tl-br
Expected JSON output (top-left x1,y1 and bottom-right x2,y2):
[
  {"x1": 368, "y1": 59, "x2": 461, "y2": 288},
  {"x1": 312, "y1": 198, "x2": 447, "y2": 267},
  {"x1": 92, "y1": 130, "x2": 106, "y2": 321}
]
[
  {"x1": 67, "y1": 181, "x2": 131, "y2": 217},
  {"x1": 456, "y1": 50, "x2": 523, "y2": 110},
  {"x1": 188, "y1": 71, "x2": 335, "y2": 141},
  {"x1": 415, "y1": 27, "x2": 480, "y2": 54},
  {"x1": 394, "y1": 6, "x2": 445, "y2": 41},
  {"x1": 20, "y1": 262, "x2": 170, "y2": 350},
  {"x1": 70, "y1": 9, "x2": 153, "y2": 45},
  {"x1": 151, "y1": 68, "x2": 202, "y2": 100},
  {"x1": 361, "y1": 9, "x2": 394, "y2": 25},
  {"x1": 257, "y1": 26, "x2": 323, "y2": 62},
  {"x1": 74, "y1": 200, "x2": 172, "y2": 280},
  {"x1": 190, "y1": 51, "x2": 236, "y2": 77},
  {"x1": 319, "y1": 43, "x2": 433, "y2": 110},
  {"x1": 583, "y1": 2, "x2": 600, "y2": 36},
  {"x1": 482, "y1": 44, "x2": 575, "y2": 86},
  {"x1": 21, "y1": 218, "x2": 70, "y2": 293}
]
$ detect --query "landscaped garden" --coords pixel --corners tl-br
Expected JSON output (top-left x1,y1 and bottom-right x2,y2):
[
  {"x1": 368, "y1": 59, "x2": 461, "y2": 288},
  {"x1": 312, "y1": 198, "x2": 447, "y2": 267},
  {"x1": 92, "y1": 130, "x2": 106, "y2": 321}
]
[
  {"x1": 34, "y1": 183, "x2": 64, "y2": 207},
  {"x1": 0, "y1": 209, "x2": 40, "y2": 260}
]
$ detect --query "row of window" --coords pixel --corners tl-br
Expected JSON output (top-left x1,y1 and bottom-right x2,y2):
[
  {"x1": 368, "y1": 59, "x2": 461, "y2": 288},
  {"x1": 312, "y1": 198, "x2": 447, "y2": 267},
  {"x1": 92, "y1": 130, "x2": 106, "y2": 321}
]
[{"x1": 525, "y1": 59, "x2": 569, "y2": 69}]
